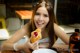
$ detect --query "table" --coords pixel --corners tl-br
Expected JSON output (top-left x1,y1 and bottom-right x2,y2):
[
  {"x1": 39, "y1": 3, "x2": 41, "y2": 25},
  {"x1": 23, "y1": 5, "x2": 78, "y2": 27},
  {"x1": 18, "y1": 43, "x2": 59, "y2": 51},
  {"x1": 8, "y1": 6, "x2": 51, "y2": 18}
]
[
  {"x1": 15, "y1": 10, "x2": 32, "y2": 19},
  {"x1": 1, "y1": 50, "x2": 68, "y2": 53},
  {"x1": 0, "y1": 29, "x2": 9, "y2": 53},
  {"x1": 15, "y1": 10, "x2": 32, "y2": 27},
  {"x1": 0, "y1": 29, "x2": 9, "y2": 40}
]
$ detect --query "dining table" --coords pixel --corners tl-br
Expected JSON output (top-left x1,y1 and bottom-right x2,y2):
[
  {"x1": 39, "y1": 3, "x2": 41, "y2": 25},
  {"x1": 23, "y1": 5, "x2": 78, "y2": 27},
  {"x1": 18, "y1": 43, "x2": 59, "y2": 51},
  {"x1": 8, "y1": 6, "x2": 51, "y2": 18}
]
[
  {"x1": 15, "y1": 10, "x2": 32, "y2": 19},
  {"x1": 1, "y1": 45, "x2": 69, "y2": 53},
  {"x1": 1, "y1": 50, "x2": 69, "y2": 53},
  {"x1": 15, "y1": 10, "x2": 32, "y2": 27}
]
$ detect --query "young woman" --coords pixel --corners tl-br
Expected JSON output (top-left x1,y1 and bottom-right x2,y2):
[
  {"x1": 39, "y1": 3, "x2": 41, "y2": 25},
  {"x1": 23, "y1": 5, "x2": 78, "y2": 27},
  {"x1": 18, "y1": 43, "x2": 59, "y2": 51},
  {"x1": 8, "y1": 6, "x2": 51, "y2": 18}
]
[{"x1": 1, "y1": 0, "x2": 69, "y2": 53}]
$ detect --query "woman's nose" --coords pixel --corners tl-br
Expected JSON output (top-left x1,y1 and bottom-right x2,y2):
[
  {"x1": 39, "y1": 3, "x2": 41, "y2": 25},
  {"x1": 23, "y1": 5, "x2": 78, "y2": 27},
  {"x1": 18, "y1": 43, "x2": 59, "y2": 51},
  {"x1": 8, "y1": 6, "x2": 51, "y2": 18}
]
[{"x1": 39, "y1": 15, "x2": 43, "y2": 21}]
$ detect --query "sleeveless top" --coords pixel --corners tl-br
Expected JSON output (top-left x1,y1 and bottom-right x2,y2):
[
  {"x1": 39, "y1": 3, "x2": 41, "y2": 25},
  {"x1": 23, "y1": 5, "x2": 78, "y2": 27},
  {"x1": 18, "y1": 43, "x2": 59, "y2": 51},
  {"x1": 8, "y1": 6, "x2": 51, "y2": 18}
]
[
  {"x1": 38, "y1": 37, "x2": 49, "y2": 48},
  {"x1": 24, "y1": 36, "x2": 49, "y2": 48}
]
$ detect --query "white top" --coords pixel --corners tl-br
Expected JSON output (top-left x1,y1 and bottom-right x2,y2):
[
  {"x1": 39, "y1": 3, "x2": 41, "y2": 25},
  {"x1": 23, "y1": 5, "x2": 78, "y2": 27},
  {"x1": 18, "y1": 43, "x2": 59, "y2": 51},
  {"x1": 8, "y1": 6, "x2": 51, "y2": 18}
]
[{"x1": 38, "y1": 37, "x2": 49, "y2": 48}]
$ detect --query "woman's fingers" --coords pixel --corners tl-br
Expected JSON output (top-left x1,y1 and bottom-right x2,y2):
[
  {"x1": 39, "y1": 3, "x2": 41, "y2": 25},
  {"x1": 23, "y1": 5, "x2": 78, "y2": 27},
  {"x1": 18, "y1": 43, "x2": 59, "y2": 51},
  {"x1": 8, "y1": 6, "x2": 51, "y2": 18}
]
[
  {"x1": 31, "y1": 41, "x2": 39, "y2": 50},
  {"x1": 24, "y1": 39, "x2": 39, "y2": 51},
  {"x1": 22, "y1": 39, "x2": 32, "y2": 53},
  {"x1": 23, "y1": 47, "x2": 32, "y2": 53}
]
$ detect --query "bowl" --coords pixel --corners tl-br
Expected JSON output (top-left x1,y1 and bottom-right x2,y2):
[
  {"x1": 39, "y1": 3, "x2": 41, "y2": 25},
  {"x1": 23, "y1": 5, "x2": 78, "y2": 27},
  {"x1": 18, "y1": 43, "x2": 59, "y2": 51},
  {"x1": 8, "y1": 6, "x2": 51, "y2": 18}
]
[{"x1": 32, "y1": 48, "x2": 57, "y2": 53}]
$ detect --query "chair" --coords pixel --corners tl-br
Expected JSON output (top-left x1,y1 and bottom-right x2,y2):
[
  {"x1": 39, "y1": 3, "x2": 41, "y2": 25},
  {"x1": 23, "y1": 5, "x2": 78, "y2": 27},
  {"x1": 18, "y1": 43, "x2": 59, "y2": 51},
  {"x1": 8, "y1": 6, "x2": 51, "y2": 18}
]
[
  {"x1": 0, "y1": 18, "x2": 6, "y2": 29},
  {"x1": 0, "y1": 4, "x2": 6, "y2": 29},
  {"x1": 6, "y1": 18, "x2": 21, "y2": 35}
]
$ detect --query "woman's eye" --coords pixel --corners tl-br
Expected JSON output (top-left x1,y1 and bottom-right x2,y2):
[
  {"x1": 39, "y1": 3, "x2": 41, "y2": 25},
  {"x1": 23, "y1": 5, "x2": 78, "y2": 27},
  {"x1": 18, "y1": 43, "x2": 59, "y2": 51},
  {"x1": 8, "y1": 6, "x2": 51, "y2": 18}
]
[
  {"x1": 35, "y1": 13, "x2": 40, "y2": 15},
  {"x1": 44, "y1": 14, "x2": 48, "y2": 17}
]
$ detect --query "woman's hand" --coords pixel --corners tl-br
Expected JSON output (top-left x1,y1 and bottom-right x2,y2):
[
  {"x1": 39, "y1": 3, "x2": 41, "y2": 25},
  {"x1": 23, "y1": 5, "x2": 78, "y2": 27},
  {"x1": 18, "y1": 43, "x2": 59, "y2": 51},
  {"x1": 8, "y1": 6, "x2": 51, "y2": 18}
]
[{"x1": 22, "y1": 39, "x2": 39, "y2": 53}]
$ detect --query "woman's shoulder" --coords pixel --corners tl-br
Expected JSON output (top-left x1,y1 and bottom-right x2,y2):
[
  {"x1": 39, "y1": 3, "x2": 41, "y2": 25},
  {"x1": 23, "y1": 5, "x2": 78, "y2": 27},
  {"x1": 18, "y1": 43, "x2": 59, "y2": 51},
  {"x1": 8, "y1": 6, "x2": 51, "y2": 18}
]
[
  {"x1": 24, "y1": 22, "x2": 30, "y2": 28},
  {"x1": 21, "y1": 23, "x2": 30, "y2": 35},
  {"x1": 53, "y1": 23, "x2": 58, "y2": 27},
  {"x1": 53, "y1": 23, "x2": 60, "y2": 31}
]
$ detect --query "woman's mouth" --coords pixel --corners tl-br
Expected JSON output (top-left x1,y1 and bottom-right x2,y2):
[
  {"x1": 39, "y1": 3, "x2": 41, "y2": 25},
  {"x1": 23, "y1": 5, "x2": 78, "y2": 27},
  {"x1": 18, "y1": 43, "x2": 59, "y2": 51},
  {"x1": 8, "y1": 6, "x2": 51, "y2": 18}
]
[{"x1": 36, "y1": 22, "x2": 44, "y2": 27}]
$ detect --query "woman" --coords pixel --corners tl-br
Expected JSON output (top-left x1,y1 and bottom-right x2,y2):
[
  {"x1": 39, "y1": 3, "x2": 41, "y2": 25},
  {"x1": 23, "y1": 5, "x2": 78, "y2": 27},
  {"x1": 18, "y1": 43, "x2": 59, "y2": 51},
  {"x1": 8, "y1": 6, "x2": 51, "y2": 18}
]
[{"x1": 1, "y1": 0, "x2": 69, "y2": 53}]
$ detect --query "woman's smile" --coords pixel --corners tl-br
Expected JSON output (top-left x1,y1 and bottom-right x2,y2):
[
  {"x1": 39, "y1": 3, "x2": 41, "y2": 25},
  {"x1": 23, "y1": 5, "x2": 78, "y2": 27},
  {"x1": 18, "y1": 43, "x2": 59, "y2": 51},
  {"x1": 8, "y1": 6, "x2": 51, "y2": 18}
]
[{"x1": 36, "y1": 21, "x2": 44, "y2": 26}]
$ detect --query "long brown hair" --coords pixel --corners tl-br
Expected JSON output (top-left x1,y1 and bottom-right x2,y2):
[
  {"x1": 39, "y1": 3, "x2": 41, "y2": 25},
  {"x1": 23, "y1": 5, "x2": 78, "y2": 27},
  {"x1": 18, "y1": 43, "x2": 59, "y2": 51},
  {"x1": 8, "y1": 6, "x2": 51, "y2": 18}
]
[{"x1": 29, "y1": 0, "x2": 58, "y2": 48}]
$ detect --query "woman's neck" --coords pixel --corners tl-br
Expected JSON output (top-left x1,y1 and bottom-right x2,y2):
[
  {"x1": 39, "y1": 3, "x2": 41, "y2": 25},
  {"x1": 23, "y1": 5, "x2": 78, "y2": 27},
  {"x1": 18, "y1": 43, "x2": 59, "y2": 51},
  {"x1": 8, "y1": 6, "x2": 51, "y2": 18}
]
[{"x1": 41, "y1": 29, "x2": 48, "y2": 38}]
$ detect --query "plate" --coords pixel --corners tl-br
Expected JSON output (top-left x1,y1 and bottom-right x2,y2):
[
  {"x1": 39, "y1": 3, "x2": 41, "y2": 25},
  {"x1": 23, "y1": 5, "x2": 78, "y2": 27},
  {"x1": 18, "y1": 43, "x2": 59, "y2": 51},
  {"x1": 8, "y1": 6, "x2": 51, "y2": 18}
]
[{"x1": 32, "y1": 48, "x2": 57, "y2": 53}]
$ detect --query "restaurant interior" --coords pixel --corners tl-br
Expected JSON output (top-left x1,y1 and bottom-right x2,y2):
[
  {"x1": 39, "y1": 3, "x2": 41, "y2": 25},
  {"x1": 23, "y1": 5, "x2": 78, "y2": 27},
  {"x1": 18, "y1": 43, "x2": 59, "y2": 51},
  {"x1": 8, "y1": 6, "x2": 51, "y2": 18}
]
[{"x1": 0, "y1": 0, "x2": 80, "y2": 53}]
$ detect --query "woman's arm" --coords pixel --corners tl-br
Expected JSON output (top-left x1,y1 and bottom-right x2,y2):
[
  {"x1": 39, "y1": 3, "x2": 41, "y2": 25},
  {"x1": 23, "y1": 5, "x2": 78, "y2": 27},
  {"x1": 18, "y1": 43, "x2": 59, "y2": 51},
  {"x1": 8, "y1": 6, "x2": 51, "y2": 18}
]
[
  {"x1": 54, "y1": 23, "x2": 70, "y2": 44},
  {"x1": 1, "y1": 24, "x2": 39, "y2": 53},
  {"x1": 53, "y1": 23, "x2": 70, "y2": 52},
  {"x1": 53, "y1": 43, "x2": 69, "y2": 52},
  {"x1": 1, "y1": 24, "x2": 29, "y2": 51}
]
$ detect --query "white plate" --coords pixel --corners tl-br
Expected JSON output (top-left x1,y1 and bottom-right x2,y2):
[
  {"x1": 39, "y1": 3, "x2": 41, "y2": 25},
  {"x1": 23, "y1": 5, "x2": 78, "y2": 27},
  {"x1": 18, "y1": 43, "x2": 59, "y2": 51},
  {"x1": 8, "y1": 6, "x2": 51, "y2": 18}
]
[{"x1": 32, "y1": 48, "x2": 57, "y2": 53}]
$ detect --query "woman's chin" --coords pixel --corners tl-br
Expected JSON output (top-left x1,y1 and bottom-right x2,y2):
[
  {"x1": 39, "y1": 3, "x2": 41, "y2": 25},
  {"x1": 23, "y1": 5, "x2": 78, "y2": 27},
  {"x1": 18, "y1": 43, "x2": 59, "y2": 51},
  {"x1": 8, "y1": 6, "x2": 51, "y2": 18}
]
[
  {"x1": 36, "y1": 25, "x2": 45, "y2": 30},
  {"x1": 36, "y1": 27, "x2": 42, "y2": 29},
  {"x1": 36, "y1": 26, "x2": 41, "y2": 28}
]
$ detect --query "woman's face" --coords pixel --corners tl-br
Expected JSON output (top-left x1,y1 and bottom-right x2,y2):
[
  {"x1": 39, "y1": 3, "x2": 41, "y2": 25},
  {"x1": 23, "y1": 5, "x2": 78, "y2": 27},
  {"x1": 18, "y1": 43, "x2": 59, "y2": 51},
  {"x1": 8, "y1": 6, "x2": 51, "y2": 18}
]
[{"x1": 34, "y1": 7, "x2": 49, "y2": 30}]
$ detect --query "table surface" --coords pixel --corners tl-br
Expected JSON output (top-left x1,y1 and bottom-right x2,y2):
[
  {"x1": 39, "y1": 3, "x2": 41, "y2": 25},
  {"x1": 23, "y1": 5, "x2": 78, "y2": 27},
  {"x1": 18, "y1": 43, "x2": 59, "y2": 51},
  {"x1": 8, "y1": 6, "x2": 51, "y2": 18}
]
[
  {"x1": 15, "y1": 10, "x2": 32, "y2": 19},
  {"x1": 0, "y1": 50, "x2": 68, "y2": 53}
]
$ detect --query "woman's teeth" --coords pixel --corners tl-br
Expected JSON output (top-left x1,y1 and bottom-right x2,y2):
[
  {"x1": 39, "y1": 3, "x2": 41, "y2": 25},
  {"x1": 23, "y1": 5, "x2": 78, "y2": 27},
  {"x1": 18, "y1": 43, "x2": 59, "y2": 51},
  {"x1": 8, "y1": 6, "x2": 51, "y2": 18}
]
[{"x1": 38, "y1": 23, "x2": 44, "y2": 25}]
